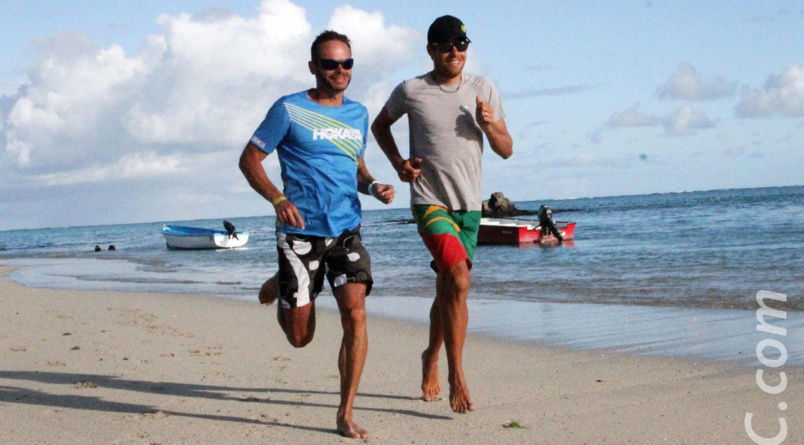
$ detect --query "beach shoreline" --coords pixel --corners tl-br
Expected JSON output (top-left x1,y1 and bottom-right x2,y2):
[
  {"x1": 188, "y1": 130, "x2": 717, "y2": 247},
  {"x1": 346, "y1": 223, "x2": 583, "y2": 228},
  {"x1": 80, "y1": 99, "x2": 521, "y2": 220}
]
[
  {"x1": 4, "y1": 257, "x2": 803, "y2": 367},
  {"x1": 1, "y1": 265, "x2": 800, "y2": 444}
]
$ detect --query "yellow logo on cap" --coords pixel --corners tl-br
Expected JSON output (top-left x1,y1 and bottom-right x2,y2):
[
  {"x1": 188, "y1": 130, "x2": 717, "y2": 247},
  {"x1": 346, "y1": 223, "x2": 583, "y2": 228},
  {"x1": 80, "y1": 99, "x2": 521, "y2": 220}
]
[{"x1": 461, "y1": 25, "x2": 466, "y2": 33}]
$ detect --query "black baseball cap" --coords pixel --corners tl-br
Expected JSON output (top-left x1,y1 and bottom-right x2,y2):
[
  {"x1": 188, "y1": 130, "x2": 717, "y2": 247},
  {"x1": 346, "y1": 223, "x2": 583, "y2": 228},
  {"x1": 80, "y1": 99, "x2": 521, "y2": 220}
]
[{"x1": 427, "y1": 15, "x2": 468, "y2": 44}]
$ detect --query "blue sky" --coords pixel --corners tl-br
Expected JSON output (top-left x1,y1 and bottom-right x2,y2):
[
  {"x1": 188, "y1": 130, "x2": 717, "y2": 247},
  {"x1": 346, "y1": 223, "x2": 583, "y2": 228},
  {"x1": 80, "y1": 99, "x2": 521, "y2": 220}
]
[{"x1": 1, "y1": 0, "x2": 802, "y2": 230}]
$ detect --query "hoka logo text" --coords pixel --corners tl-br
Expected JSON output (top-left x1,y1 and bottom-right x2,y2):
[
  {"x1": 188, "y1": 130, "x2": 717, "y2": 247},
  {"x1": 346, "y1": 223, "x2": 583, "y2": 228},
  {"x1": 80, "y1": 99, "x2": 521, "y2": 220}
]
[{"x1": 313, "y1": 128, "x2": 362, "y2": 140}]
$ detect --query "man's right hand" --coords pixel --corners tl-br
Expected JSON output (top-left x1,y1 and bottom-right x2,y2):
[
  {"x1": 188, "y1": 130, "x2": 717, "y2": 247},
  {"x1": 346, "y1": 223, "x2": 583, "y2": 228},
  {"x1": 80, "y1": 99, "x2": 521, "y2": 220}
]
[
  {"x1": 394, "y1": 157, "x2": 423, "y2": 183},
  {"x1": 275, "y1": 199, "x2": 305, "y2": 230}
]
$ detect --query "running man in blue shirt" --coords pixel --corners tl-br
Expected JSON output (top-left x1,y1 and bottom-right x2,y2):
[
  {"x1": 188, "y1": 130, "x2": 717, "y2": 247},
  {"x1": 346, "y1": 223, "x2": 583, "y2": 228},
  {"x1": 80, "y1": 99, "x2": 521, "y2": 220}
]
[{"x1": 239, "y1": 30, "x2": 394, "y2": 439}]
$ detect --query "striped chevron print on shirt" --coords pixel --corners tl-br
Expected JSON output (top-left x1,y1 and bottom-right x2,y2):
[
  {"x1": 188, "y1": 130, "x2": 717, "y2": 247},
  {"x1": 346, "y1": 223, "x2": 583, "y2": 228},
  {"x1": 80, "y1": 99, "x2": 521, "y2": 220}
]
[{"x1": 283, "y1": 102, "x2": 363, "y2": 163}]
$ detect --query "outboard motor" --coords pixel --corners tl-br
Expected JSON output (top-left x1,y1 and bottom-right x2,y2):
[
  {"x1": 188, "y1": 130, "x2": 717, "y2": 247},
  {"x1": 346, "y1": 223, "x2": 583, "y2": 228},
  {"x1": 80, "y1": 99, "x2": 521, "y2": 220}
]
[
  {"x1": 537, "y1": 205, "x2": 563, "y2": 242},
  {"x1": 223, "y1": 220, "x2": 239, "y2": 240}
]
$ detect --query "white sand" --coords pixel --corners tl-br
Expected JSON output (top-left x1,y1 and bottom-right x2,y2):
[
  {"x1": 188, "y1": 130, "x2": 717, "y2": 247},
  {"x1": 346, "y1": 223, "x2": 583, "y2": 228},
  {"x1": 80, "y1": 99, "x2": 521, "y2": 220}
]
[{"x1": 1, "y1": 266, "x2": 800, "y2": 444}]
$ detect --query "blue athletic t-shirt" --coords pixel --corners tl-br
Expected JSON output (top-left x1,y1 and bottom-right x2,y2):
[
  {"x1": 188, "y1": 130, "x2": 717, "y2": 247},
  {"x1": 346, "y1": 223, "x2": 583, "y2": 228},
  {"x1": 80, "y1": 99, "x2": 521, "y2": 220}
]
[{"x1": 250, "y1": 90, "x2": 368, "y2": 237}]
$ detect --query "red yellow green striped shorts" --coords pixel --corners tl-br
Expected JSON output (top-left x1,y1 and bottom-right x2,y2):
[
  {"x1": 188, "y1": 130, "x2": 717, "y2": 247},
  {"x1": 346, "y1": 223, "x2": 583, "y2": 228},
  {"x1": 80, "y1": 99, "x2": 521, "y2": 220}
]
[{"x1": 411, "y1": 205, "x2": 481, "y2": 273}]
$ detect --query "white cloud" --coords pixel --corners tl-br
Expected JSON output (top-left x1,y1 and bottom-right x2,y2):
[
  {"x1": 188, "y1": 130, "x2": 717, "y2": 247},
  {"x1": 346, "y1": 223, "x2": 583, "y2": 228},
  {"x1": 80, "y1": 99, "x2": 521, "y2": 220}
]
[
  {"x1": 661, "y1": 105, "x2": 716, "y2": 136},
  {"x1": 656, "y1": 62, "x2": 736, "y2": 101},
  {"x1": 0, "y1": 0, "x2": 419, "y2": 173},
  {"x1": 324, "y1": 5, "x2": 420, "y2": 104},
  {"x1": 606, "y1": 106, "x2": 660, "y2": 128},
  {"x1": 605, "y1": 104, "x2": 715, "y2": 136},
  {"x1": 327, "y1": 5, "x2": 419, "y2": 71},
  {"x1": 121, "y1": 0, "x2": 315, "y2": 148},
  {"x1": 0, "y1": 0, "x2": 420, "y2": 229},
  {"x1": 736, "y1": 59, "x2": 804, "y2": 118},
  {"x1": 34, "y1": 152, "x2": 183, "y2": 187},
  {"x1": 0, "y1": 0, "x2": 417, "y2": 179},
  {"x1": 1, "y1": 1, "x2": 315, "y2": 173},
  {"x1": 504, "y1": 85, "x2": 595, "y2": 100}
]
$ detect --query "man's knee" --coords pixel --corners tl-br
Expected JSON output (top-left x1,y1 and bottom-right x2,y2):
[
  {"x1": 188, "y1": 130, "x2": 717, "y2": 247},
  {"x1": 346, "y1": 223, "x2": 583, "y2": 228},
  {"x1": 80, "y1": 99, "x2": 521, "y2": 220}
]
[
  {"x1": 336, "y1": 284, "x2": 367, "y2": 328},
  {"x1": 279, "y1": 306, "x2": 315, "y2": 347},
  {"x1": 340, "y1": 303, "x2": 366, "y2": 330},
  {"x1": 286, "y1": 330, "x2": 314, "y2": 348},
  {"x1": 444, "y1": 262, "x2": 471, "y2": 295}
]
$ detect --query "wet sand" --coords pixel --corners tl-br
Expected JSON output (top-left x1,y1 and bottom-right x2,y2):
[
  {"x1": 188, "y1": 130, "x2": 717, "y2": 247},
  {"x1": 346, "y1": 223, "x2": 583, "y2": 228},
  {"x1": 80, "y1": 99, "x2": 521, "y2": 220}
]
[{"x1": 1, "y1": 266, "x2": 800, "y2": 444}]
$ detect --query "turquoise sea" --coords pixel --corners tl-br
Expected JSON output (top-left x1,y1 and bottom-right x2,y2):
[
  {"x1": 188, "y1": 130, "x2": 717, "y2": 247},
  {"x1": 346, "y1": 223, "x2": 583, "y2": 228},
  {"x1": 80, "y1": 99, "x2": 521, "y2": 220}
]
[{"x1": 2, "y1": 186, "x2": 802, "y2": 364}]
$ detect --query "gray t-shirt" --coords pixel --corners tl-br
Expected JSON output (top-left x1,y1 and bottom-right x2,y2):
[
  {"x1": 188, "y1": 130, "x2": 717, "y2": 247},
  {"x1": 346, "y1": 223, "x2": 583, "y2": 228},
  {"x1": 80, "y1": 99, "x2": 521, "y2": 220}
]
[{"x1": 384, "y1": 72, "x2": 505, "y2": 211}]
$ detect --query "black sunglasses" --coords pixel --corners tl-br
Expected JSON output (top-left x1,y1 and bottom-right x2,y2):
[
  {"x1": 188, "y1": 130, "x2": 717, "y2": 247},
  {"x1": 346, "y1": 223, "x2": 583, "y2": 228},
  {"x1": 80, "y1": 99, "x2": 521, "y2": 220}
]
[
  {"x1": 430, "y1": 39, "x2": 471, "y2": 53},
  {"x1": 317, "y1": 58, "x2": 354, "y2": 70}
]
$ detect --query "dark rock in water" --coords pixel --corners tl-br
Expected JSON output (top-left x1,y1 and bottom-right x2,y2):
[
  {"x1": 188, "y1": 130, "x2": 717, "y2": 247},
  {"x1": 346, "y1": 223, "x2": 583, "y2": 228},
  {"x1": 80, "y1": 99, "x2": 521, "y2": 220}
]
[
  {"x1": 94, "y1": 245, "x2": 102, "y2": 252},
  {"x1": 108, "y1": 245, "x2": 116, "y2": 251},
  {"x1": 384, "y1": 218, "x2": 416, "y2": 225},
  {"x1": 482, "y1": 192, "x2": 535, "y2": 217}
]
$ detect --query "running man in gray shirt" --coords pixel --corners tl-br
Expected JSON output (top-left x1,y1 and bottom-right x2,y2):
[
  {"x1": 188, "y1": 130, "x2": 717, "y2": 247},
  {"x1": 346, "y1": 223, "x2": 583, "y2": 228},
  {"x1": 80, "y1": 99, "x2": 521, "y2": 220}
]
[{"x1": 371, "y1": 15, "x2": 513, "y2": 413}]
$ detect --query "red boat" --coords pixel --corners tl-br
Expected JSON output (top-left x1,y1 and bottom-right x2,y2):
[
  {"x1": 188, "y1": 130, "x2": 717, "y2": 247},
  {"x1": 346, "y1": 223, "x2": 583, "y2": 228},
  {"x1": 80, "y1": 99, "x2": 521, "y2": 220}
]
[{"x1": 477, "y1": 217, "x2": 576, "y2": 245}]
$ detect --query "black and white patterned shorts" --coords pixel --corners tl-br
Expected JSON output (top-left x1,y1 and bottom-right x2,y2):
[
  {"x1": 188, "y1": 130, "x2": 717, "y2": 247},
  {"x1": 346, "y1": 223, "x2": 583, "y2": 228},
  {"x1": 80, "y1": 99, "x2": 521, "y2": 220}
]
[{"x1": 275, "y1": 225, "x2": 372, "y2": 309}]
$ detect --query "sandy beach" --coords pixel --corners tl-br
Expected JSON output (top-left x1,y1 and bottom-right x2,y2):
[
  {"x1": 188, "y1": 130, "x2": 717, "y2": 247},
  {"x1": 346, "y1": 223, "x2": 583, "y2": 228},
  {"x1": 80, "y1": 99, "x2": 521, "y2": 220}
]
[{"x1": 1, "y1": 265, "x2": 799, "y2": 444}]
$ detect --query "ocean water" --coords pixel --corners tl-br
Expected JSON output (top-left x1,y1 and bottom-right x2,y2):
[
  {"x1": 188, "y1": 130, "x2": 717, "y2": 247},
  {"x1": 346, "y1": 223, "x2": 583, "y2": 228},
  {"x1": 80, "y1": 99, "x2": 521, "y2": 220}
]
[{"x1": 2, "y1": 186, "x2": 803, "y2": 363}]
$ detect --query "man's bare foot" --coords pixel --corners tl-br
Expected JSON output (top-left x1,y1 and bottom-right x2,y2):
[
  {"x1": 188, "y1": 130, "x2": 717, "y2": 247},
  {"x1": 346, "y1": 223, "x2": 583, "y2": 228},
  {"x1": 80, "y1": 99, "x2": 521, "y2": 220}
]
[
  {"x1": 449, "y1": 380, "x2": 476, "y2": 413},
  {"x1": 421, "y1": 349, "x2": 441, "y2": 401},
  {"x1": 258, "y1": 274, "x2": 279, "y2": 306},
  {"x1": 337, "y1": 418, "x2": 369, "y2": 439}
]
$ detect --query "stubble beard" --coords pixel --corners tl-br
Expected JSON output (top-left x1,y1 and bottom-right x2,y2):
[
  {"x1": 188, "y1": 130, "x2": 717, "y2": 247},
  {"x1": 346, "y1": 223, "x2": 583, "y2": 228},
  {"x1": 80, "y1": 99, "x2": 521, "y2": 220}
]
[
  {"x1": 435, "y1": 56, "x2": 465, "y2": 81},
  {"x1": 318, "y1": 72, "x2": 351, "y2": 94}
]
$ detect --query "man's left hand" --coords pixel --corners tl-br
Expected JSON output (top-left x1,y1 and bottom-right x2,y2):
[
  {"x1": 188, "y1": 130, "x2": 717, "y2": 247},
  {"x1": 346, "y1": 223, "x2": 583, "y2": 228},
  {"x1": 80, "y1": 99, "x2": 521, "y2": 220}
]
[{"x1": 371, "y1": 183, "x2": 395, "y2": 204}]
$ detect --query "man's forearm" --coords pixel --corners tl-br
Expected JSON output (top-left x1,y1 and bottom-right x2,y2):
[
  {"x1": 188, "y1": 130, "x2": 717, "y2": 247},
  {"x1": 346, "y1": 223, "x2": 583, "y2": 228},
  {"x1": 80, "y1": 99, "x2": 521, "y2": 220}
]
[
  {"x1": 484, "y1": 120, "x2": 513, "y2": 159},
  {"x1": 239, "y1": 145, "x2": 283, "y2": 202},
  {"x1": 372, "y1": 127, "x2": 405, "y2": 168},
  {"x1": 356, "y1": 158, "x2": 376, "y2": 195},
  {"x1": 371, "y1": 108, "x2": 406, "y2": 170}
]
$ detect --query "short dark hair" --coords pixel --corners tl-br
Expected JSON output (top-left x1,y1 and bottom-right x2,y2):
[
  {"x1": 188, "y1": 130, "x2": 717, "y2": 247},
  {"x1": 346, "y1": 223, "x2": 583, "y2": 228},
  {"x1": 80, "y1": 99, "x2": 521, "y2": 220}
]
[{"x1": 310, "y1": 30, "x2": 351, "y2": 61}]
